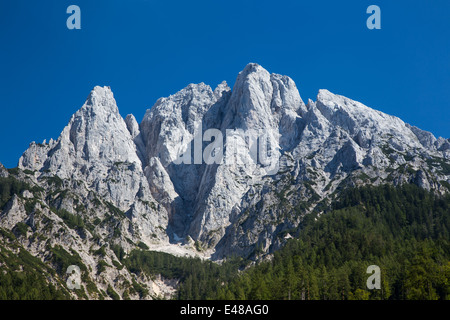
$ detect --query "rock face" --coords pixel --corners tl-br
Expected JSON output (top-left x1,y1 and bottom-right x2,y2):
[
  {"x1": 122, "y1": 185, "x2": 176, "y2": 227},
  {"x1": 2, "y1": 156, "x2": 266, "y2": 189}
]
[
  {"x1": 0, "y1": 195, "x2": 27, "y2": 230},
  {"x1": 0, "y1": 163, "x2": 8, "y2": 178},
  {"x1": 20, "y1": 86, "x2": 142, "y2": 206},
  {"x1": 186, "y1": 64, "x2": 307, "y2": 247},
  {"x1": 12, "y1": 63, "x2": 450, "y2": 265},
  {"x1": 18, "y1": 86, "x2": 169, "y2": 243}
]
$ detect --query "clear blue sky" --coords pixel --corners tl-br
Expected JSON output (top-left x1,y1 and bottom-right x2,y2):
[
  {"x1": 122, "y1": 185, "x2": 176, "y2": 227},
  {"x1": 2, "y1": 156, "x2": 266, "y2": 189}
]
[{"x1": 1, "y1": 0, "x2": 449, "y2": 168}]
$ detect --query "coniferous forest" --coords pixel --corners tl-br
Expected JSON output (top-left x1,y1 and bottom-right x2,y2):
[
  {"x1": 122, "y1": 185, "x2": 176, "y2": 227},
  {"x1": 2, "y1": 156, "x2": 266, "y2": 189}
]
[
  {"x1": 205, "y1": 184, "x2": 450, "y2": 300},
  {"x1": 124, "y1": 184, "x2": 450, "y2": 300}
]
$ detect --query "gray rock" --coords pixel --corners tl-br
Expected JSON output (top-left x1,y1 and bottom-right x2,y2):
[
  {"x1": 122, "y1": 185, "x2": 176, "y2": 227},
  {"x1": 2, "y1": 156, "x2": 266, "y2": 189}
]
[
  {"x1": 0, "y1": 195, "x2": 27, "y2": 230},
  {"x1": 15, "y1": 63, "x2": 450, "y2": 263},
  {"x1": 0, "y1": 163, "x2": 8, "y2": 178}
]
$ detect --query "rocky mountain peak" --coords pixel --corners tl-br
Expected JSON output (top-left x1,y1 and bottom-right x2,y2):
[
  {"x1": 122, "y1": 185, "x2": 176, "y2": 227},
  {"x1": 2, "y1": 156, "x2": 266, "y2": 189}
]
[
  {"x1": 125, "y1": 114, "x2": 140, "y2": 139},
  {"x1": 213, "y1": 81, "x2": 231, "y2": 99},
  {"x1": 13, "y1": 63, "x2": 450, "y2": 264},
  {"x1": 18, "y1": 86, "x2": 150, "y2": 213},
  {"x1": 0, "y1": 162, "x2": 8, "y2": 178},
  {"x1": 85, "y1": 85, "x2": 116, "y2": 109}
]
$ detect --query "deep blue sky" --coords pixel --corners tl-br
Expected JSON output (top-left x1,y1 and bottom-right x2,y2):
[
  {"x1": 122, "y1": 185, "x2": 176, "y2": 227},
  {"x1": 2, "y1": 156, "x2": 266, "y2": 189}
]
[{"x1": 1, "y1": 0, "x2": 449, "y2": 168}]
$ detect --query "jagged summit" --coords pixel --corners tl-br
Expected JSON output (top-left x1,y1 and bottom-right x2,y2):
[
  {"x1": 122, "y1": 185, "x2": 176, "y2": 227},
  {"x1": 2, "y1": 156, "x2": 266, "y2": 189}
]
[
  {"x1": 14, "y1": 63, "x2": 450, "y2": 262},
  {"x1": 239, "y1": 62, "x2": 265, "y2": 75},
  {"x1": 84, "y1": 85, "x2": 118, "y2": 113},
  {"x1": 0, "y1": 162, "x2": 8, "y2": 178},
  {"x1": 213, "y1": 81, "x2": 231, "y2": 99}
]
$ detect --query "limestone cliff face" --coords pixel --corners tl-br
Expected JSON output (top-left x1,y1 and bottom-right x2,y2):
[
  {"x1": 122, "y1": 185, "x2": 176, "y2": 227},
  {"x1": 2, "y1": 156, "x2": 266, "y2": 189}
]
[
  {"x1": 14, "y1": 63, "x2": 450, "y2": 264},
  {"x1": 0, "y1": 163, "x2": 8, "y2": 178},
  {"x1": 18, "y1": 86, "x2": 169, "y2": 244}
]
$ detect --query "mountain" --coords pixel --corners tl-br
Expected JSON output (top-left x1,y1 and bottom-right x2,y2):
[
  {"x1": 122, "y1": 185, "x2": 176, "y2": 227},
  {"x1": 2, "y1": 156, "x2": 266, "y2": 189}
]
[{"x1": 1, "y1": 63, "x2": 449, "y2": 299}]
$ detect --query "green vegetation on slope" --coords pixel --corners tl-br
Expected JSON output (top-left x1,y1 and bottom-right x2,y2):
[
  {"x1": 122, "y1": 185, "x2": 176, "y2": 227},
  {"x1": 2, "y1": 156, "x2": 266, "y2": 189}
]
[
  {"x1": 0, "y1": 229, "x2": 70, "y2": 300},
  {"x1": 120, "y1": 184, "x2": 449, "y2": 300},
  {"x1": 0, "y1": 176, "x2": 31, "y2": 209},
  {"x1": 0, "y1": 180, "x2": 449, "y2": 300},
  {"x1": 205, "y1": 184, "x2": 450, "y2": 300},
  {"x1": 122, "y1": 249, "x2": 243, "y2": 300}
]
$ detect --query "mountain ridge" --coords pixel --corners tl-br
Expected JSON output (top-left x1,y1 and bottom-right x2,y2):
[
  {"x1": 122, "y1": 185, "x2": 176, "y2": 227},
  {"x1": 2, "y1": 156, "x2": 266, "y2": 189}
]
[
  {"x1": 17, "y1": 63, "x2": 450, "y2": 254},
  {"x1": 2, "y1": 62, "x2": 449, "y2": 299}
]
